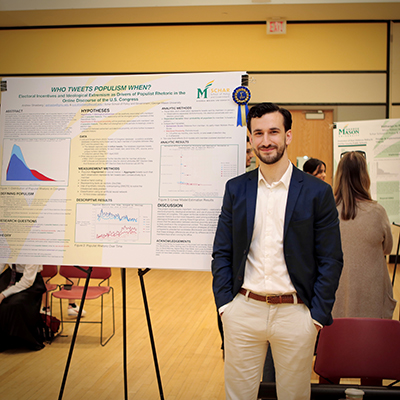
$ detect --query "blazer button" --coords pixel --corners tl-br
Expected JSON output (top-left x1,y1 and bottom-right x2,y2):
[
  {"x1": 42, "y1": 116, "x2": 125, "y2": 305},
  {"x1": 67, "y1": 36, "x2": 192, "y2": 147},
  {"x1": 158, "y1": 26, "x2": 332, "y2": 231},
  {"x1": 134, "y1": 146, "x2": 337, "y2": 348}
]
[{"x1": 238, "y1": 276, "x2": 243, "y2": 281}]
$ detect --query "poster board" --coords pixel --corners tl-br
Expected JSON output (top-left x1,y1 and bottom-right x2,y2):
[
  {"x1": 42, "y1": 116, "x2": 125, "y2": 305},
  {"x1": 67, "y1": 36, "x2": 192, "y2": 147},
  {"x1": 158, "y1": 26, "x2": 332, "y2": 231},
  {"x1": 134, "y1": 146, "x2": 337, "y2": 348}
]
[
  {"x1": 0, "y1": 72, "x2": 247, "y2": 270},
  {"x1": 333, "y1": 118, "x2": 400, "y2": 224}
]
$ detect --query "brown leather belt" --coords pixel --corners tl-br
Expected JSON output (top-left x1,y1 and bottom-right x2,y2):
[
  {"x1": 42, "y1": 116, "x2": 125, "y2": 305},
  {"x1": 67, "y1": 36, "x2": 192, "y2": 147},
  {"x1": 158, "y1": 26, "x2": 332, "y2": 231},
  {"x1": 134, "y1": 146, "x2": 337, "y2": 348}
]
[{"x1": 239, "y1": 288, "x2": 304, "y2": 304}]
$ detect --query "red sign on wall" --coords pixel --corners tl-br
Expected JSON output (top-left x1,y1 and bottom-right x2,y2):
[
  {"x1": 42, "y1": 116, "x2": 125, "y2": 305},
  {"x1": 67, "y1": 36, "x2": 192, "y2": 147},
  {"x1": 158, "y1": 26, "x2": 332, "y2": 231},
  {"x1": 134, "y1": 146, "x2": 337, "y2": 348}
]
[{"x1": 267, "y1": 20, "x2": 287, "y2": 35}]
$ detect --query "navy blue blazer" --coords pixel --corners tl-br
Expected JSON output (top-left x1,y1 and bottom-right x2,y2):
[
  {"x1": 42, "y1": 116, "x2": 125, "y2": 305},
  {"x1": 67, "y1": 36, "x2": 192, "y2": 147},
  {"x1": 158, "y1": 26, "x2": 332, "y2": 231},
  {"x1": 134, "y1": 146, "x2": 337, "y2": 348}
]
[{"x1": 211, "y1": 165, "x2": 343, "y2": 326}]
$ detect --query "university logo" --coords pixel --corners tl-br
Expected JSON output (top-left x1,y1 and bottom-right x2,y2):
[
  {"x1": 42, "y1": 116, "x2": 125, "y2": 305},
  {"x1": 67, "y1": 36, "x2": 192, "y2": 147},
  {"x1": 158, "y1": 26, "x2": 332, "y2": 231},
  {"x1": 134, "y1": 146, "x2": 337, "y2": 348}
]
[
  {"x1": 197, "y1": 80, "x2": 214, "y2": 99},
  {"x1": 338, "y1": 125, "x2": 360, "y2": 136}
]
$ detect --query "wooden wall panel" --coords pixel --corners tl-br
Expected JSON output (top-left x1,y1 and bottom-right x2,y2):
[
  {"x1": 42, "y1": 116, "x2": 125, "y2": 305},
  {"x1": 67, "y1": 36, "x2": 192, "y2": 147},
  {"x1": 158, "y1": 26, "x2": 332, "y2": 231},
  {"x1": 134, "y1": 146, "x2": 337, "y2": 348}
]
[{"x1": 288, "y1": 110, "x2": 334, "y2": 185}]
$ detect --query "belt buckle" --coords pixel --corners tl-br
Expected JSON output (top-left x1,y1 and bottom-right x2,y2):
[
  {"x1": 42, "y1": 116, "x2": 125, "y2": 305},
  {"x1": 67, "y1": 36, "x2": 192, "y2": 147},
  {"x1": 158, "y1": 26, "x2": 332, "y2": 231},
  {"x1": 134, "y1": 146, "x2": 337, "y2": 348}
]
[
  {"x1": 266, "y1": 294, "x2": 298, "y2": 304},
  {"x1": 266, "y1": 295, "x2": 279, "y2": 304}
]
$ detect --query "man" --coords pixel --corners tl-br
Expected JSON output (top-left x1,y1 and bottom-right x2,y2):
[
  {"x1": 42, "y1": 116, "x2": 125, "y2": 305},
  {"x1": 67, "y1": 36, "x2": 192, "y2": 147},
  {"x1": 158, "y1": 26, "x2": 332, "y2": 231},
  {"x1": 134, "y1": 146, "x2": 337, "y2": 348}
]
[{"x1": 212, "y1": 103, "x2": 343, "y2": 400}]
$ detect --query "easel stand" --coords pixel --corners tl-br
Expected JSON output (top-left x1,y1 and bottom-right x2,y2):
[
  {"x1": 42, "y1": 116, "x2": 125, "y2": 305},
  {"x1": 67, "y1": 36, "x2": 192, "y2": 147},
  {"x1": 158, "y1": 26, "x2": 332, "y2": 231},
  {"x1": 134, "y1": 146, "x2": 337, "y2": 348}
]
[
  {"x1": 138, "y1": 268, "x2": 165, "y2": 400},
  {"x1": 58, "y1": 267, "x2": 164, "y2": 400},
  {"x1": 392, "y1": 222, "x2": 400, "y2": 287},
  {"x1": 58, "y1": 266, "x2": 92, "y2": 400},
  {"x1": 121, "y1": 268, "x2": 128, "y2": 400}
]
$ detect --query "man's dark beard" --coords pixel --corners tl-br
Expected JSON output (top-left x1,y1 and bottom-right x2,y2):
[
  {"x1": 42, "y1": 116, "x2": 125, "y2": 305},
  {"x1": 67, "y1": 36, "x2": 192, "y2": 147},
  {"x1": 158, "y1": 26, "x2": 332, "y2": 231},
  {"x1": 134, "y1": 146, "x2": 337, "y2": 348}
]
[{"x1": 254, "y1": 144, "x2": 286, "y2": 165}]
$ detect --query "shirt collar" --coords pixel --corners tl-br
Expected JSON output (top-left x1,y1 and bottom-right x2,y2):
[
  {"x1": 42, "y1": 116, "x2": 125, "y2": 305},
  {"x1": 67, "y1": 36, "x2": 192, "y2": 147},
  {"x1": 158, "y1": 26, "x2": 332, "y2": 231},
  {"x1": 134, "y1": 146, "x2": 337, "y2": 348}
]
[{"x1": 258, "y1": 161, "x2": 293, "y2": 189}]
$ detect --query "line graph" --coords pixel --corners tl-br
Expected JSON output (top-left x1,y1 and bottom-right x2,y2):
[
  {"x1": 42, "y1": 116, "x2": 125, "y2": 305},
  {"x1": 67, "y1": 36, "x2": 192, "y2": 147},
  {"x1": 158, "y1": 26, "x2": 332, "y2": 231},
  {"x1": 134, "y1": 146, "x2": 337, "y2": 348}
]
[
  {"x1": 96, "y1": 225, "x2": 139, "y2": 240},
  {"x1": 96, "y1": 208, "x2": 138, "y2": 223},
  {"x1": 75, "y1": 203, "x2": 152, "y2": 244},
  {"x1": 159, "y1": 144, "x2": 239, "y2": 198}
]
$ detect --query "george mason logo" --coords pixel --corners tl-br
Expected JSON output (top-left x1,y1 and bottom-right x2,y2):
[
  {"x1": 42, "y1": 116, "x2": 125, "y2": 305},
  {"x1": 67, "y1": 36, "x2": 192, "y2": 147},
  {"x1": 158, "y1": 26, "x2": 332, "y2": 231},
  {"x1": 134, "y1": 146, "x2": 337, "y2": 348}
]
[
  {"x1": 197, "y1": 80, "x2": 214, "y2": 99},
  {"x1": 339, "y1": 125, "x2": 360, "y2": 135}
]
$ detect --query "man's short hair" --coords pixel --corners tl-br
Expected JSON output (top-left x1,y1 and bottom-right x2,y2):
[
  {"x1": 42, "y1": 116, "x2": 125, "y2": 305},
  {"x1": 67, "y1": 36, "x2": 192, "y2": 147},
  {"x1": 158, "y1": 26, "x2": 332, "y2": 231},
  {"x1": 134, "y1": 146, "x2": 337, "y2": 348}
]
[{"x1": 247, "y1": 102, "x2": 292, "y2": 133}]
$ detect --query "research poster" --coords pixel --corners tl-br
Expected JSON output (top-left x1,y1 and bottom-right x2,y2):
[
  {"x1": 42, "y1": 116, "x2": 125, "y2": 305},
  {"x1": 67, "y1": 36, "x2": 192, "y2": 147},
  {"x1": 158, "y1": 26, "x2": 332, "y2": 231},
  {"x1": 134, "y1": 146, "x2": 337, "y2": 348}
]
[
  {"x1": 333, "y1": 119, "x2": 400, "y2": 224},
  {"x1": 0, "y1": 72, "x2": 247, "y2": 270}
]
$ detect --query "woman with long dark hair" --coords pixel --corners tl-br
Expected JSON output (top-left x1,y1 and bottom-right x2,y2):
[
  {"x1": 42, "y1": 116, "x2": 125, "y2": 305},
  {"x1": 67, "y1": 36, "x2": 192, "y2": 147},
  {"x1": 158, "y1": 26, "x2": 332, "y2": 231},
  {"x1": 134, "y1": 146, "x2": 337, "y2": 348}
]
[{"x1": 332, "y1": 151, "x2": 396, "y2": 318}]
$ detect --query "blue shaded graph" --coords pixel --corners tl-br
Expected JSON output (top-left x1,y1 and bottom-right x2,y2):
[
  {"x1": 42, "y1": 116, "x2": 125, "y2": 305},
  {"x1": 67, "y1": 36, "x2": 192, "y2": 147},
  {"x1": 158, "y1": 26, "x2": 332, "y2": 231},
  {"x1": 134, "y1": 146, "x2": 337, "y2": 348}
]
[{"x1": 6, "y1": 144, "x2": 55, "y2": 181}]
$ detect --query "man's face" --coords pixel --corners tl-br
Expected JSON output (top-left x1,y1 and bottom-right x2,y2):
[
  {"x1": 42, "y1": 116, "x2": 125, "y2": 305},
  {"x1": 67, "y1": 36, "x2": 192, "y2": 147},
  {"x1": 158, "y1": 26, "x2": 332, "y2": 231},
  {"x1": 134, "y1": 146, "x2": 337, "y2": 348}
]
[
  {"x1": 249, "y1": 112, "x2": 292, "y2": 165},
  {"x1": 246, "y1": 141, "x2": 254, "y2": 167}
]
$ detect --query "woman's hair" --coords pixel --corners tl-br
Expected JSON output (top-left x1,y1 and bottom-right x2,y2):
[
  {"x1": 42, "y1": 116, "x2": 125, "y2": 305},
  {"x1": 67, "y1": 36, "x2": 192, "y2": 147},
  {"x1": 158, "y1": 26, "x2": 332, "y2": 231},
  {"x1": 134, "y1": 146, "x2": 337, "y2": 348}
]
[
  {"x1": 303, "y1": 158, "x2": 326, "y2": 175},
  {"x1": 333, "y1": 151, "x2": 372, "y2": 220}
]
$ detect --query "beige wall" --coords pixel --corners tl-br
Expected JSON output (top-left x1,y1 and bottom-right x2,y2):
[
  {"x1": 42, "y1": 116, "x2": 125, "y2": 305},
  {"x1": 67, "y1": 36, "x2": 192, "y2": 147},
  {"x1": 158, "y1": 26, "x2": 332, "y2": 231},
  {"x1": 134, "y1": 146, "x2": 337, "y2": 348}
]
[
  {"x1": 0, "y1": 21, "x2": 398, "y2": 122},
  {"x1": 248, "y1": 73, "x2": 387, "y2": 104},
  {"x1": 0, "y1": 23, "x2": 394, "y2": 121},
  {"x1": 0, "y1": 23, "x2": 387, "y2": 74},
  {"x1": 392, "y1": 106, "x2": 400, "y2": 118},
  {"x1": 391, "y1": 22, "x2": 400, "y2": 118}
]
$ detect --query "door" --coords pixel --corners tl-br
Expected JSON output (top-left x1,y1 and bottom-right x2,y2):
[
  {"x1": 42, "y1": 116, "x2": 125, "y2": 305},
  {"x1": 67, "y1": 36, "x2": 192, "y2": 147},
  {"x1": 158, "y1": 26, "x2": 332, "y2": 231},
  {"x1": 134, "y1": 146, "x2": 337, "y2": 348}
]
[{"x1": 287, "y1": 110, "x2": 334, "y2": 186}]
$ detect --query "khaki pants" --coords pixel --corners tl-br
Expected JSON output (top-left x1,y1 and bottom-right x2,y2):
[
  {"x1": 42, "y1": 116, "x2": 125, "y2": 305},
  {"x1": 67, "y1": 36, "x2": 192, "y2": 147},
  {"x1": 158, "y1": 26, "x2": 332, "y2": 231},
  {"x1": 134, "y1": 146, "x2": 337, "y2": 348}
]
[{"x1": 222, "y1": 293, "x2": 318, "y2": 400}]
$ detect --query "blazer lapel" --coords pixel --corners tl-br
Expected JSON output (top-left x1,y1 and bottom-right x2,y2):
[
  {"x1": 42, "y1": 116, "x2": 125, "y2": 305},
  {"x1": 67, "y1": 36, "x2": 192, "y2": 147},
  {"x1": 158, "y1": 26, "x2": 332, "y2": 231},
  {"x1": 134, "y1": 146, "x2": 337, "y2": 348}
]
[
  {"x1": 246, "y1": 169, "x2": 258, "y2": 242},
  {"x1": 284, "y1": 166, "x2": 304, "y2": 237}
]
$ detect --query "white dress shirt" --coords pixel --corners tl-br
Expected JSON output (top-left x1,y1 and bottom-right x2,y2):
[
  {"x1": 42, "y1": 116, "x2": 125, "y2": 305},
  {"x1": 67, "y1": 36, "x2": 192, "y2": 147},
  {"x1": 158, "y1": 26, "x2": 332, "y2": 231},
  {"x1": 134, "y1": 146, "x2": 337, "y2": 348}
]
[
  {"x1": 243, "y1": 162, "x2": 296, "y2": 295},
  {"x1": 0, "y1": 264, "x2": 43, "y2": 298}
]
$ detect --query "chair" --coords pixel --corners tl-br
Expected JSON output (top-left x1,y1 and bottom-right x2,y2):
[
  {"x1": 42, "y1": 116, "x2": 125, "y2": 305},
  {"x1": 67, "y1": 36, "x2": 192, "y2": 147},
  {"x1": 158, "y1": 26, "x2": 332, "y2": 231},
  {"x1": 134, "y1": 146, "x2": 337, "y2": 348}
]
[
  {"x1": 51, "y1": 266, "x2": 115, "y2": 346},
  {"x1": 314, "y1": 318, "x2": 400, "y2": 386},
  {"x1": 41, "y1": 264, "x2": 58, "y2": 291},
  {"x1": 41, "y1": 265, "x2": 59, "y2": 310}
]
